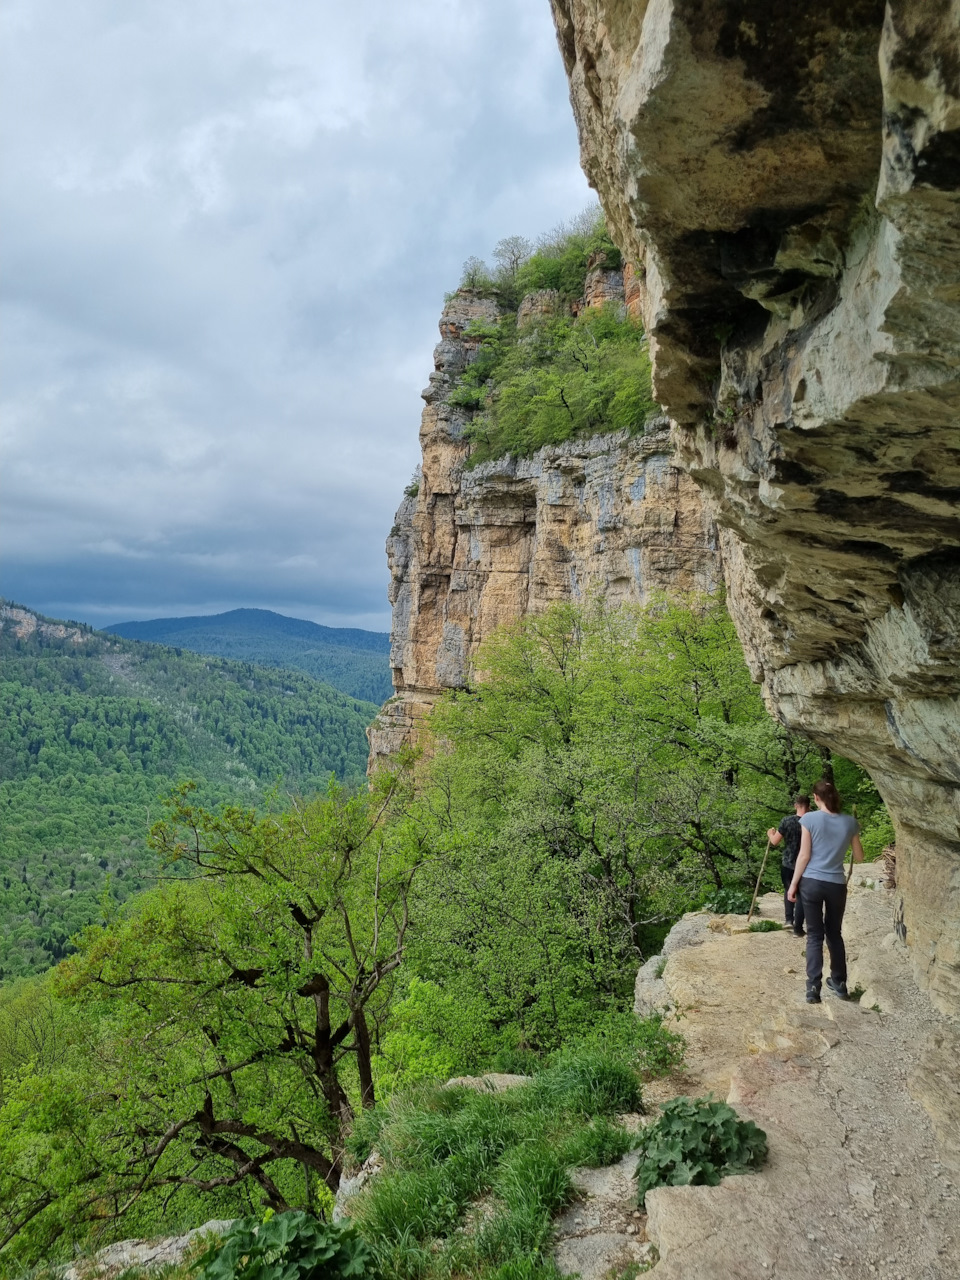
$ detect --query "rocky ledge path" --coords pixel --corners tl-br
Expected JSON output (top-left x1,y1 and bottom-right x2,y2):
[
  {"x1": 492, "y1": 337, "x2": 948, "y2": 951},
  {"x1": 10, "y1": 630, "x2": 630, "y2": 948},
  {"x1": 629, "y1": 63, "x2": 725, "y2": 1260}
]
[{"x1": 601, "y1": 872, "x2": 960, "y2": 1280}]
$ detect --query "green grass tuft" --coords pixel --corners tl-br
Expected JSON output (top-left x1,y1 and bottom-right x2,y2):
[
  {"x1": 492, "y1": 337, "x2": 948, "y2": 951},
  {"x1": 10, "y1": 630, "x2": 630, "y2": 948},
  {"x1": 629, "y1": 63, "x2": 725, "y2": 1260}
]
[{"x1": 350, "y1": 1050, "x2": 644, "y2": 1280}]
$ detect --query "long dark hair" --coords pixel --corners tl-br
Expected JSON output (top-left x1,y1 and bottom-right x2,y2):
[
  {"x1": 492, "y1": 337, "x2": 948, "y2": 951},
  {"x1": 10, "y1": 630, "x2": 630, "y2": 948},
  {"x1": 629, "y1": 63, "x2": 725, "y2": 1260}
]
[{"x1": 813, "y1": 778, "x2": 842, "y2": 814}]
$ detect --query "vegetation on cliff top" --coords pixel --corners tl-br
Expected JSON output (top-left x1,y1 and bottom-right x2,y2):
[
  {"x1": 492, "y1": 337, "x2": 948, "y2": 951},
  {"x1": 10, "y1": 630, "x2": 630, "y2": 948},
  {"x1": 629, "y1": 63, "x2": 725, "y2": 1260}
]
[
  {"x1": 450, "y1": 209, "x2": 656, "y2": 465},
  {"x1": 458, "y1": 207, "x2": 622, "y2": 308}
]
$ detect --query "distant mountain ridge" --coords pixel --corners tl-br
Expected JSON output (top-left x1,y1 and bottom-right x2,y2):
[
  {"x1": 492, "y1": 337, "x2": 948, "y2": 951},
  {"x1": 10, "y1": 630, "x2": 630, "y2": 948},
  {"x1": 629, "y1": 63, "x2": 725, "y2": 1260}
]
[
  {"x1": 0, "y1": 601, "x2": 380, "y2": 977},
  {"x1": 106, "y1": 608, "x2": 392, "y2": 704}
]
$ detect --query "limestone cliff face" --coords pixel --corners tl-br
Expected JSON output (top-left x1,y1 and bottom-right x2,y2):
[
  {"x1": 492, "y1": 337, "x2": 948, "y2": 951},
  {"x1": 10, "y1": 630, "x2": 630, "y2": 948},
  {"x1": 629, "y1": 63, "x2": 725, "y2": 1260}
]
[
  {"x1": 367, "y1": 278, "x2": 719, "y2": 766},
  {"x1": 550, "y1": 1, "x2": 960, "y2": 1014},
  {"x1": 0, "y1": 603, "x2": 89, "y2": 646}
]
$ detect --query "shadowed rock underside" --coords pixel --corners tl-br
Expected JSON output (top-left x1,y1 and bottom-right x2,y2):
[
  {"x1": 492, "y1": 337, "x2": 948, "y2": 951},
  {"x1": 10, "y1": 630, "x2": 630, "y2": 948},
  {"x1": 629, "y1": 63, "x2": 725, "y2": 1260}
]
[{"x1": 550, "y1": 0, "x2": 960, "y2": 1016}]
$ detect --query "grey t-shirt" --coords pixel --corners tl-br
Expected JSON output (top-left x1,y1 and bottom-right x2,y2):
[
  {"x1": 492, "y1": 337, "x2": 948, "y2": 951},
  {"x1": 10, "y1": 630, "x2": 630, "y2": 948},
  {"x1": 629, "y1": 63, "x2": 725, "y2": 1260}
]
[{"x1": 799, "y1": 811, "x2": 860, "y2": 884}]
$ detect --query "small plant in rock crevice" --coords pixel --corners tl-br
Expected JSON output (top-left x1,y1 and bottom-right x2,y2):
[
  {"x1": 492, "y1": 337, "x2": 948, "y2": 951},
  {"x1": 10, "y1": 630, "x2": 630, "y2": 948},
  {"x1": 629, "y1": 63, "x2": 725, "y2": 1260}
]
[
  {"x1": 748, "y1": 919, "x2": 783, "y2": 933},
  {"x1": 634, "y1": 1097, "x2": 767, "y2": 1206}
]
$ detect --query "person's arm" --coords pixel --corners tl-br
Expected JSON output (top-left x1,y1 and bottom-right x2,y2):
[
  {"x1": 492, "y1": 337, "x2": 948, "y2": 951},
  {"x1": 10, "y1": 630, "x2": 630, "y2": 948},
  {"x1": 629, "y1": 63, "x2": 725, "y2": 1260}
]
[
  {"x1": 851, "y1": 833, "x2": 864, "y2": 863},
  {"x1": 788, "y1": 828, "x2": 812, "y2": 901},
  {"x1": 767, "y1": 827, "x2": 783, "y2": 846}
]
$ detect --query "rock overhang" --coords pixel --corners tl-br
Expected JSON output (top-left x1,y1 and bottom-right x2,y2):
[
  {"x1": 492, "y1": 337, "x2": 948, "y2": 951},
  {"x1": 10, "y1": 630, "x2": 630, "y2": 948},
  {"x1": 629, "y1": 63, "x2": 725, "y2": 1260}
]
[{"x1": 550, "y1": 0, "x2": 960, "y2": 1013}]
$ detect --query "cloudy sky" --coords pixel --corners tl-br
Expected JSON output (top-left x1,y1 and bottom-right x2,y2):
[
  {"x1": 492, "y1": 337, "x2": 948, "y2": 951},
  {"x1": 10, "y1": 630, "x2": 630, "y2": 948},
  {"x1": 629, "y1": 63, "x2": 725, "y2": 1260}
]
[{"x1": 1, "y1": 0, "x2": 590, "y2": 633}]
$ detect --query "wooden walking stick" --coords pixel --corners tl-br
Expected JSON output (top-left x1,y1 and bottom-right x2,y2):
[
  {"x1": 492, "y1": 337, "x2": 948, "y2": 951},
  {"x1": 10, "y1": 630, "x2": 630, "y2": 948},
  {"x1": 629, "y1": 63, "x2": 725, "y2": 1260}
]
[
  {"x1": 846, "y1": 803, "x2": 858, "y2": 885},
  {"x1": 747, "y1": 838, "x2": 774, "y2": 924}
]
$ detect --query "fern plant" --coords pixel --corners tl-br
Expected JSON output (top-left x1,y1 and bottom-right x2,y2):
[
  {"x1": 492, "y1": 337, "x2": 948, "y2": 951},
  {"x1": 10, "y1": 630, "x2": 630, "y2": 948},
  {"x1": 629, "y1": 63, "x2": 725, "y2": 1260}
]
[{"x1": 634, "y1": 1097, "x2": 767, "y2": 1206}]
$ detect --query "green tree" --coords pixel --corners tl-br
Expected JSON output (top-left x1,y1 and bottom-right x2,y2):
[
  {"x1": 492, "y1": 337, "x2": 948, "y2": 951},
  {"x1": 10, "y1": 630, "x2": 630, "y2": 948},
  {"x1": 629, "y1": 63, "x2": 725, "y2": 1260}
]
[
  {"x1": 403, "y1": 597, "x2": 828, "y2": 1057},
  {"x1": 0, "y1": 769, "x2": 426, "y2": 1266}
]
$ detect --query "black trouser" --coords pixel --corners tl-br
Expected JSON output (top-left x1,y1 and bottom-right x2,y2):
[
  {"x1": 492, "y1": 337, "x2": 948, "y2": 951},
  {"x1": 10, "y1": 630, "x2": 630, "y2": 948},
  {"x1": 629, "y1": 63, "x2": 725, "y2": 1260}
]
[
  {"x1": 799, "y1": 877, "x2": 847, "y2": 990},
  {"x1": 780, "y1": 864, "x2": 805, "y2": 931}
]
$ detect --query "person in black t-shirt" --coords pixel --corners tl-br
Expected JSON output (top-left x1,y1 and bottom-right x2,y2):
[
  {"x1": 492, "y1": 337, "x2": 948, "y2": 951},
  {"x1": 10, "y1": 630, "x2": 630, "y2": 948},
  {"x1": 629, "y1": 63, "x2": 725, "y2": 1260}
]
[{"x1": 767, "y1": 794, "x2": 811, "y2": 936}]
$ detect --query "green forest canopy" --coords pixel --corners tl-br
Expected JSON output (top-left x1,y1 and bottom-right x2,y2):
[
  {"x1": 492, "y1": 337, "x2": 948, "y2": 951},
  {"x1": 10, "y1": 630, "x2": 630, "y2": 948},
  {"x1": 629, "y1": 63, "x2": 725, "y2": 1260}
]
[
  {"x1": 0, "y1": 596, "x2": 892, "y2": 1273},
  {"x1": 0, "y1": 604, "x2": 379, "y2": 979}
]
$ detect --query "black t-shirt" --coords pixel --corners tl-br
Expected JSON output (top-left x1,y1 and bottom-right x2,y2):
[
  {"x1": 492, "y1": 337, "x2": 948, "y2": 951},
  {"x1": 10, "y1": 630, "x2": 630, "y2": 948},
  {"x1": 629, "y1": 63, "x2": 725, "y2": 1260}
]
[{"x1": 778, "y1": 814, "x2": 802, "y2": 868}]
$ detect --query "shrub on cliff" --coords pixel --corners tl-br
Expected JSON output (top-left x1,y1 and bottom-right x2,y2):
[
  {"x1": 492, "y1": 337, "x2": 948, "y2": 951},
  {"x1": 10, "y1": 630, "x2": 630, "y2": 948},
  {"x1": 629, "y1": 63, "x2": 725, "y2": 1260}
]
[
  {"x1": 448, "y1": 209, "x2": 651, "y2": 464},
  {"x1": 513, "y1": 211, "x2": 621, "y2": 301},
  {"x1": 457, "y1": 205, "x2": 618, "y2": 308},
  {"x1": 458, "y1": 305, "x2": 656, "y2": 465}
]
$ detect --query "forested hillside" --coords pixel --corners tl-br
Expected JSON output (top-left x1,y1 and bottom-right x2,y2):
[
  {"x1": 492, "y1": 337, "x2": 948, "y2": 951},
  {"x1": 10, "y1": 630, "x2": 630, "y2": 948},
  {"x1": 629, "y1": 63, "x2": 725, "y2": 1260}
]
[
  {"x1": 106, "y1": 608, "x2": 392, "y2": 704},
  {"x1": 0, "y1": 603, "x2": 378, "y2": 978},
  {"x1": 0, "y1": 597, "x2": 892, "y2": 1274}
]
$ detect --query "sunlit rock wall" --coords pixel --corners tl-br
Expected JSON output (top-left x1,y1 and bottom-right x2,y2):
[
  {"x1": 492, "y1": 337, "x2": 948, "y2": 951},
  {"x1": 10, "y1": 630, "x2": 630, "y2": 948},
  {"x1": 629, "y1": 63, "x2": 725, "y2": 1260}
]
[
  {"x1": 368, "y1": 279, "x2": 719, "y2": 766},
  {"x1": 550, "y1": 0, "x2": 960, "y2": 1015}
]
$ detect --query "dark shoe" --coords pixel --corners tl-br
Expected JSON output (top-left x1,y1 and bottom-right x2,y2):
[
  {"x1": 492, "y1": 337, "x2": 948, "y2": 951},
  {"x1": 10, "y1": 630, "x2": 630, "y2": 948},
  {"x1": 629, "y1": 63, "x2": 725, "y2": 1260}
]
[
  {"x1": 793, "y1": 928, "x2": 806, "y2": 937},
  {"x1": 826, "y1": 976, "x2": 849, "y2": 1000},
  {"x1": 806, "y1": 985, "x2": 821, "y2": 1004}
]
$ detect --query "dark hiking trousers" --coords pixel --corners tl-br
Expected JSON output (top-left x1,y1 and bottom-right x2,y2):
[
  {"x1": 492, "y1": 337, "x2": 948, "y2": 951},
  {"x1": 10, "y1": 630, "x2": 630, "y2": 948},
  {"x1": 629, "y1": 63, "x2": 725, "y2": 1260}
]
[
  {"x1": 799, "y1": 877, "x2": 848, "y2": 991},
  {"x1": 780, "y1": 864, "x2": 805, "y2": 930}
]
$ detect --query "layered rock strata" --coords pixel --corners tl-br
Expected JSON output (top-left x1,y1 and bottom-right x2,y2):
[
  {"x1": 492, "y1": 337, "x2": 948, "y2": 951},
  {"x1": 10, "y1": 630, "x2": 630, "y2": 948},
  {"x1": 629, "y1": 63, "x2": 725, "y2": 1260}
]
[
  {"x1": 367, "y1": 281, "x2": 719, "y2": 767},
  {"x1": 551, "y1": 1, "x2": 960, "y2": 1015}
]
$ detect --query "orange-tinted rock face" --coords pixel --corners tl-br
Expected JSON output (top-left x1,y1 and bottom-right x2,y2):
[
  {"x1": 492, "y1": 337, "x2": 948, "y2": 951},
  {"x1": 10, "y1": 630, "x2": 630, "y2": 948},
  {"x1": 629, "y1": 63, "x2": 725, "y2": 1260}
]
[
  {"x1": 367, "y1": 283, "x2": 720, "y2": 768},
  {"x1": 516, "y1": 289, "x2": 565, "y2": 328},
  {"x1": 623, "y1": 261, "x2": 643, "y2": 320}
]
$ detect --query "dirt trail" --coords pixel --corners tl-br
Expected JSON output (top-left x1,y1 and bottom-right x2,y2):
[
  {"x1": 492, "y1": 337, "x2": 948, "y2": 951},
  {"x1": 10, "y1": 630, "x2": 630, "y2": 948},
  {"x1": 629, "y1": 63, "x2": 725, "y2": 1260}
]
[
  {"x1": 640, "y1": 876, "x2": 960, "y2": 1279},
  {"x1": 555, "y1": 875, "x2": 959, "y2": 1279}
]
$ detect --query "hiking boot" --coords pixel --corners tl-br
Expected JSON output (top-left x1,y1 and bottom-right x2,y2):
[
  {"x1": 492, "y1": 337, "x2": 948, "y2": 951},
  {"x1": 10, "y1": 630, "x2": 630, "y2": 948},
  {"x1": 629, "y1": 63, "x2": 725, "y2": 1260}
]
[
  {"x1": 826, "y1": 976, "x2": 849, "y2": 1000},
  {"x1": 793, "y1": 927, "x2": 806, "y2": 937},
  {"x1": 806, "y1": 984, "x2": 821, "y2": 1004}
]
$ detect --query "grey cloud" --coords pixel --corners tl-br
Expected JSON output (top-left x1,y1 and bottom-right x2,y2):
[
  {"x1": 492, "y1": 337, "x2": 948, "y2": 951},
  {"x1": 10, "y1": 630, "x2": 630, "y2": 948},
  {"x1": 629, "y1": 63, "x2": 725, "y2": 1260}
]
[{"x1": 1, "y1": 0, "x2": 590, "y2": 631}]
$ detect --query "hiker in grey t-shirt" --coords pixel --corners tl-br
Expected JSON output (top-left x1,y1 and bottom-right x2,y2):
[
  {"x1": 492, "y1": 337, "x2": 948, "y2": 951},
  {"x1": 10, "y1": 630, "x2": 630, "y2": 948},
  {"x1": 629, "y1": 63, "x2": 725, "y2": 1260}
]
[{"x1": 787, "y1": 778, "x2": 864, "y2": 1004}]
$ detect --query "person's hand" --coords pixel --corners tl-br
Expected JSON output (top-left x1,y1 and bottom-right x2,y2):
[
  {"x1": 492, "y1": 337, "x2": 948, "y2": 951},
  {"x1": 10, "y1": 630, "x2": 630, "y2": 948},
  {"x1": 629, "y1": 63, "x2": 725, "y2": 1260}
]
[
  {"x1": 766, "y1": 827, "x2": 777, "y2": 841},
  {"x1": 787, "y1": 884, "x2": 798, "y2": 903}
]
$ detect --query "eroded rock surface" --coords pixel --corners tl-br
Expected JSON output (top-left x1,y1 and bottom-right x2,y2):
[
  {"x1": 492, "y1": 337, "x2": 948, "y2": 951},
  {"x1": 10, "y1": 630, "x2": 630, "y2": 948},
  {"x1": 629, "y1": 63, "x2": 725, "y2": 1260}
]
[
  {"x1": 61, "y1": 1220, "x2": 232, "y2": 1280},
  {"x1": 551, "y1": 0, "x2": 960, "y2": 1014},
  {"x1": 553, "y1": 1153, "x2": 656, "y2": 1279},
  {"x1": 368, "y1": 279, "x2": 719, "y2": 767},
  {"x1": 639, "y1": 877, "x2": 960, "y2": 1278},
  {"x1": 0, "y1": 603, "x2": 89, "y2": 646}
]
